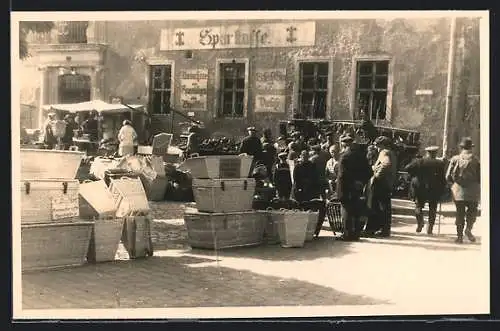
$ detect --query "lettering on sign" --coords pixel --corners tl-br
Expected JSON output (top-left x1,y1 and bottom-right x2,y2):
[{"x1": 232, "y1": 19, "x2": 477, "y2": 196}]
[
  {"x1": 180, "y1": 69, "x2": 209, "y2": 111},
  {"x1": 160, "y1": 22, "x2": 316, "y2": 51},
  {"x1": 51, "y1": 196, "x2": 79, "y2": 220},
  {"x1": 254, "y1": 69, "x2": 286, "y2": 112}
]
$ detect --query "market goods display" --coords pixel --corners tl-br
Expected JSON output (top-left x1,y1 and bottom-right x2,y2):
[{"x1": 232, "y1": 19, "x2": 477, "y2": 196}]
[
  {"x1": 197, "y1": 137, "x2": 241, "y2": 155},
  {"x1": 183, "y1": 208, "x2": 266, "y2": 249}
]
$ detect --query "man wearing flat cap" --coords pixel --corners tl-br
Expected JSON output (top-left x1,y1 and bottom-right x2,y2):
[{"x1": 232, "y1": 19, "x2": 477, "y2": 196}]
[
  {"x1": 365, "y1": 135, "x2": 397, "y2": 237},
  {"x1": 273, "y1": 152, "x2": 293, "y2": 200},
  {"x1": 404, "y1": 145, "x2": 447, "y2": 234},
  {"x1": 336, "y1": 133, "x2": 372, "y2": 241},
  {"x1": 239, "y1": 126, "x2": 263, "y2": 174},
  {"x1": 445, "y1": 137, "x2": 481, "y2": 244}
]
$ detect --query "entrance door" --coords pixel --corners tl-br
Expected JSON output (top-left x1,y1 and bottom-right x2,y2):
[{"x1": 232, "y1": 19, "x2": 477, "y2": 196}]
[{"x1": 58, "y1": 74, "x2": 91, "y2": 104}]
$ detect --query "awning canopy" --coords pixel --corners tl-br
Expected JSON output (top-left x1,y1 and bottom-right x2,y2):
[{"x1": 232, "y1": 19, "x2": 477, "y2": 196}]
[{"x1": 42, "y1": 100, "x2": 146, "y2": 114}]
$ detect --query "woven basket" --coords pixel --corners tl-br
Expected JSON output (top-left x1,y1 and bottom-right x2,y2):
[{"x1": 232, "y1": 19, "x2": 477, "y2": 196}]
[
  {"x1": 109, "y1": 177, "x2": 150, "y2": 217},
  {"x1": 326, "y1": 200, "x2": 343, "y2": 234},
  {"x1": 178, "y1": 155, "x2": 253, "y2": 179},
  {"x1": 87, "y1": 217, "x2": 124, "y2": 263},
  {"x1": 183, "y1": 208, "x2": 266, "y2": 249},
  {"x1": 263, "y1": 209, "x2": 281, "y2": 245},
  {"x1": 276, "y1": 210, "x2": 309, "y2": 248},
  {"x1": 192, "y1": 178, "x2": 255, "y2": 213},
  {"x1": 22, "y1": 220, "x2": 94, "y2": 271},
  {"x1": 79, "y1": 180, "x2": 116, "y2": 219},
  {"x1": 21, "y1": 179, "x2": 79, "y2": 224},
  {"x1": 121, "y1": 216, "x2": 154, "y2": 259},
  {"x1": 305, "y1": 211, "x2": 320, "y2": 242},
  {"x1": 21, "y1": 149, "x2": 84, "y2": 180}
]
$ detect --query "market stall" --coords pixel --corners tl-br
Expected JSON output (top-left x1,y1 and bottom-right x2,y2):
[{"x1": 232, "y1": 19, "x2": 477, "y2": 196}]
[{"x1": 42, "y1": 100, "x2": 148, "y2": 156}]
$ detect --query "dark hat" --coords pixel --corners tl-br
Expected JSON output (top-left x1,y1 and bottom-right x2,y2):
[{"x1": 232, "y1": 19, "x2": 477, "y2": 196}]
[
  {"x1": 459, "y1": 137, "x2": 474, "y2": 149},
  {"x1": 424, "y1": 146, "x2": 439, "y2": 152},
  {"x1": 278, "y1": 152, "x2": 288, "y2": 158},
  {"x1": 122, "y1": 120, "x2": 132, "y2": 126},
  {"x1": 340, "y1": 133, "x2": 354, "y2": 143},
  {"x1": 374, "y1": 136, "x2": 392, "y2": 147},
  {"x1": 247, "y1": 126, "x2": 257, "y2": 132}
]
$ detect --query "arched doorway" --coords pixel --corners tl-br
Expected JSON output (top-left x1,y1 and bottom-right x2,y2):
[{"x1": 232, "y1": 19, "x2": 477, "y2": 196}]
[{"x1": 58, "y1": 73, "x2": 91, "y2": 104}]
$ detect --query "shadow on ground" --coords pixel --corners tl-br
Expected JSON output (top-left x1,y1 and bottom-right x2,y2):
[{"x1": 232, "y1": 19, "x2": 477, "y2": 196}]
[
  {"x1": 188, "y1": 235, "x2": 355, "y2": 262},
  {"x1": 22, "y1": 254, "x2": 386, "y2": 309}
]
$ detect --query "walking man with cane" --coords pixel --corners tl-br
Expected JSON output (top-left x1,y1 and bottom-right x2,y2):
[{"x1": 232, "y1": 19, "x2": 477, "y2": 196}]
[{"x1": 404, "y1": 145, "x2": 447, "y2": 234}]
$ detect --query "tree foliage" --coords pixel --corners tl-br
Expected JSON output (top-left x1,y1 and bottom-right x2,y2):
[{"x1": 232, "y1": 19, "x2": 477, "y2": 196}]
[{"x1": 19, "y1": 21, "x2": 54, "y2": 60}]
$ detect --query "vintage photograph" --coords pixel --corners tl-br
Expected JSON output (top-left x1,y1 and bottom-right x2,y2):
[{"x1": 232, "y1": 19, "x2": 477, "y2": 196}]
[{"x1": 11, "y1": 11, "x2": 489, "y2": 319}]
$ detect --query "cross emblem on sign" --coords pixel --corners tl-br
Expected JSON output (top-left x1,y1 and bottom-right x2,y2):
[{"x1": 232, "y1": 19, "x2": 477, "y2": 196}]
[
  {"x1": 175, "y1": 31, "x2": 185, "y2": 46},
  {"x1": 286, "y1": 26, "x2": 297, "y2": 43}
]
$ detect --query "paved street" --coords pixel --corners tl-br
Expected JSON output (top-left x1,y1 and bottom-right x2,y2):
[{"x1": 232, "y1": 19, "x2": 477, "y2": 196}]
[{"x1": 21, "y1": 202, "x2": 487, "y2": 315}]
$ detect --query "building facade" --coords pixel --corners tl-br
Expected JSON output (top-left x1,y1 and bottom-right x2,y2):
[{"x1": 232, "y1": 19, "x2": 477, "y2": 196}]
[{"x1": 20, "y1": 18, "x2": 481, "y2": 155}]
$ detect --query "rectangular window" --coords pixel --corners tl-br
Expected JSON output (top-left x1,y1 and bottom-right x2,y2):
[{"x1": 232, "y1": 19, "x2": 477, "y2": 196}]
[
  {"x1": 298, "y1": 62, "x2": 328, "y2": 119},
  {"x1": 148, "y1": 65, "x2": 172, "y2": 115},
  {"x1": 219, "y1": 63, "x2": 245, "y2": 117},
  {"x1": 355, "y1": 60, "x2": 389, "y2": 120}
]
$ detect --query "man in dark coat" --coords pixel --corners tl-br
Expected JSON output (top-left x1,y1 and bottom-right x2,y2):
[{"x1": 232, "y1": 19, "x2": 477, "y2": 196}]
[
  {"x1": 273, "y1": 152, "x2": 292, "y2": 200},
  {"x1": 292, "y1": 150, "x2": 319, "y2": 203},
  {"x1": 364, "y1": 136, "x2": 397, "y2": 237},
  {"x1": 62, "y1": 114, "x2": 78, "y2": 150},
  {"x1": 404, "y1": 146, "x2": 447, "y2": 234},
  {"x1": 445, "y1": 137, "x2": 481, "y2": 243},
  {"x1": 310, "y1": 144, "x2": 330, "y2": 199},
  {"x1": 336, "y1": 134, "x2": 373, "y2": 241},
  {"x1": 239, "y1": 126, "x2": 263, "y2": 174}
]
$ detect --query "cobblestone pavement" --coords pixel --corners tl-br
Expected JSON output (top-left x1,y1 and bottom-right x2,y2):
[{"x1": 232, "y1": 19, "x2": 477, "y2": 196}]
[{"x1": 22, "y1": 202, "x2": 487, "y2": 313}]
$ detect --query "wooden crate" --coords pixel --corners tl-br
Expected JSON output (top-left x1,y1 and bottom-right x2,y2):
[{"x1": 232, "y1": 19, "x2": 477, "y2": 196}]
[
  {"x1": 183, "y1": 208, "x2": 266, "y2": 249},
  {"x1": 22, "y1": 220, "x2": 93, "y2": 271},
  {"x1": 20, "y1": 149, "x2": 84, "y2": 180},
  {"x1": 109, "y1": 177, "x2": 150, "y2": 217},
  {"x1": 192, "y1": 178, "x2": 255, "y2": 213},
  {"x1": 79, "y1": 180, "x2": 116, "y2": 219},
  {"x1": 21, "y1": 179, "x2": 79, "y2": 224},
  {"x1": 178, "y1": 155, "x2": 253, "y2": 179}
]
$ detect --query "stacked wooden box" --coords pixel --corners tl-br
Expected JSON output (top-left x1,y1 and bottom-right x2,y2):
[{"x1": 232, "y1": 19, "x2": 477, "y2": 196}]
[
  {"x1": 20, "y1": 149, "x2": 93, "y2": 271},
  {"x1": 181, "y1": 155, "x2": 267, "y2": 249}
]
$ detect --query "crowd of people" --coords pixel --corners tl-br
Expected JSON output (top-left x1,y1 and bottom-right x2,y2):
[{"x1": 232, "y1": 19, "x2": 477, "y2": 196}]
[{"x1": 226, "y1": 126, "x2": 480, "y2": 244}]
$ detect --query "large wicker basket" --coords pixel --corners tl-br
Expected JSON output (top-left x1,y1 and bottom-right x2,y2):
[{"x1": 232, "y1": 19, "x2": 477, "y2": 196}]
[
  {"x1": 275, "y1": 210, "x2": 309, "y2": 248},
  {"x1": 21, "y1": 178, "x2": 80, "y2": 224},
  {"x1": 178, "y1": 155, "x2": 253, "y2": 179},
  {"x1": 109, "y1": 177, "x2": 150, "y2": 217},
  {"x1": 121, "y1": 215, "x2": 154, "y2": 259},
  {"x1": 20, "y1": 149, "x2": 84, "y2": 180},
  {"x1": 21, "y1": 220, "x2": 94, "y2": 271},
  {"x1": 305, "y1": 211, "x2": 320, "y2": 242},
  {"x1": 263, "y1": 209, "x2": 281, "y2": 245},
  {"x1": 192, "y1": 178, "x2": 255, "y2": 213},
  {"x1": 326, "y1": 200, "x2": 343, "y2": 234},
  {"x1": 87, "y1": 217, "x2": 124, "y2": 263},
  {"x1": 183, "y1": 208, "x2": 266, "y2": 249}
]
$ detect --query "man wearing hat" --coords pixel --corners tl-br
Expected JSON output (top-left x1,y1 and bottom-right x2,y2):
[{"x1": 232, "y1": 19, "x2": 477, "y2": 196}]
[
  {"x1": 365, "y1": 136, "x2": 397, "y2": 237},
  {"x1": 273, "y1": 151, "x2": 293, "y2": 200},
  {"x1": 310, "y1": 144, "x2": 330, "y2": 199},
  {"x1": 42, "y1": 112, "x2": 58, "y2": 149},
  {"x1": 336, "y1": 133, "x2": 372, "y2": 241},
  {"x1": 404, "y1": 145, "x2": 447, "y2": 234},
  {"x1": 292, "y1": 149, "x2": 319, "y2": 203},
  {"x1": 445, "y1": 137, "x2": 481, "y2": 243},
  {"x1": 185, "y1": 125, "x2": 201, "y2": 158},
  {"x1": 239, "y1": 127, "x2": 263, "y2": 172}
]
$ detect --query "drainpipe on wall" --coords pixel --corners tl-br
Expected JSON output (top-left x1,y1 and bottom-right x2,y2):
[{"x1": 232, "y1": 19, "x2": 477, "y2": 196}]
[{"x1": 442, "y1": 17, "x2": 457, "y2": 159}]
